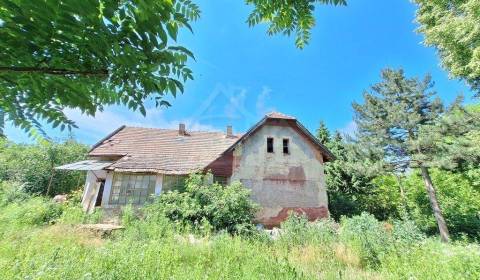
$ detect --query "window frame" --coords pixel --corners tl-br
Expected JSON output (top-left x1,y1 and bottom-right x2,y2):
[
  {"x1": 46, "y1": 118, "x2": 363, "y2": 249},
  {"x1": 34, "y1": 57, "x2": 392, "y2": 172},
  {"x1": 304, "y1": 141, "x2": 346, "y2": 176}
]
[{"x1": 109, "y1": 173, "x2": 156, "y2": 205}]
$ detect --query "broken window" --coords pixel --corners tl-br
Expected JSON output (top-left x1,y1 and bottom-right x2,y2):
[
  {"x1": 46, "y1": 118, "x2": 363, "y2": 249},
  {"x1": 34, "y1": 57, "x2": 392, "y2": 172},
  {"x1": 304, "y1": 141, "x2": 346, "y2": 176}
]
[
  {"x1": 109, "y1": 173, "x2": 156, "y2": 205},
  {"x1": 283, "y1": 138, "x2": 289, "y2": 154},
  {"x1": 267, "y1": 137, "x2": 274, "y2": 153}
]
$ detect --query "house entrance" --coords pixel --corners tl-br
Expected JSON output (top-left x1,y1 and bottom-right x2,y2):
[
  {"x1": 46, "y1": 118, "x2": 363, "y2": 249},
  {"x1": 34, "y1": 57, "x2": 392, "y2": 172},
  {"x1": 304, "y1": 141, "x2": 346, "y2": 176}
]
[{"x1": 95, "y1": 180, "x2": 105, "y2": 207}]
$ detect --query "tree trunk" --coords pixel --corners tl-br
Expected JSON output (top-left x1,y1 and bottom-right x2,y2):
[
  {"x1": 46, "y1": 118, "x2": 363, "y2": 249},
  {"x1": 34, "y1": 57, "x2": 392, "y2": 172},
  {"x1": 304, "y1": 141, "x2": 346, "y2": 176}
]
[
  {"x1": 420, "y1": 165, "x2": 450, "y2": 242},
  {"x1": 0, "y1": 109, "x2": 5, "y2": 138}
]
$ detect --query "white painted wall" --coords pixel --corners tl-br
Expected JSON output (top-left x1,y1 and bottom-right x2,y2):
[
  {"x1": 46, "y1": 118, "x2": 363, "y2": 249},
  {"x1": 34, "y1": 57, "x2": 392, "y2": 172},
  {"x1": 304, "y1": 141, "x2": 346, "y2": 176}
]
[
  {"x1": 81, "y1": 170, "x2": 107, "y2": 212},
  {"x1": 100, "y1": 171, "x2": 114, "y2": 208}
]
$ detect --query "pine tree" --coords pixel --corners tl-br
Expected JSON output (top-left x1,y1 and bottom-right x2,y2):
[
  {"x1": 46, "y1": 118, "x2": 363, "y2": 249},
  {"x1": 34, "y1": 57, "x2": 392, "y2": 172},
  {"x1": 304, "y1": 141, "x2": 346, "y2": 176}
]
[
  {"x1": 316, "y1": 121, "x2": 331, "y2": 145},
  {"x1": 352, "y1": 68, "x2": 459, "y2": 242}
]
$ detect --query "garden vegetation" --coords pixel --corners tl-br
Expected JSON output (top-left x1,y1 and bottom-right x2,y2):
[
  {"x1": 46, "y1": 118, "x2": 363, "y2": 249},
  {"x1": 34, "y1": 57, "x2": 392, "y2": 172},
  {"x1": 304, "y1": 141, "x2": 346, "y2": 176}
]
[{"x1": 1, "y1": 178, "x2": 479, "y2": 279}]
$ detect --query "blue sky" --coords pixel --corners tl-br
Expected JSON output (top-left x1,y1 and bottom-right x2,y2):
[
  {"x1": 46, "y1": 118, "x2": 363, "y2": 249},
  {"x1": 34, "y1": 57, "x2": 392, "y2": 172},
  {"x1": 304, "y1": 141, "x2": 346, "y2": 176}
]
[{"x1": 5, "y1": 0, "x2": 475, "y2": 144}]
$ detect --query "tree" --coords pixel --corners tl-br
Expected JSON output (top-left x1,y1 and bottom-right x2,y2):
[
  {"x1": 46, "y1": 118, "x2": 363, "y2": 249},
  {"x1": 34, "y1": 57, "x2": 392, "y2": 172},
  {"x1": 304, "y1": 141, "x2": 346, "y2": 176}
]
[
  {"x1": 316, "y1": 123, "x2": 376, "y2": 220},
  {"x1": 353, "y1": 68, "x2": 480, "y2": 242},
  {"x1": 0, "y1": 138, "x2": 89, "y2": 195},
  {"x1": 246, "y1": 0, "x2": 347, "y2": 49},
  {"x1": 316, "y1": 120, "x2": 330, "y2": 144},
  {"x1": 0, "y1": 0, "x2": 200, "y2": 134},
  {"x1": 414, "y1": 0, "x2": 480, "y2": 95}
]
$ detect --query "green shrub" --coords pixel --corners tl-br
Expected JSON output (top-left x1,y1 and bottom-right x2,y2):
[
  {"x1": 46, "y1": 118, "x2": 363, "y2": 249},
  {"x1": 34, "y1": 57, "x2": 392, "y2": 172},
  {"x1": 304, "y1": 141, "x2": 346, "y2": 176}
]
[
  {"x1": 391, "y1": 219, "x2": 425, "y2": 245},
  {"x1": 144, "y1": 173, "x2": 258, "y2": 235},
  {"x1": 0, "y1": 181, "x2": 30, "y2": 206},
  {"x1": 278, "y1": 213, "x2": 338, "y2": 246},
  {"x1": 340, "y1": 213, "x2": 391, "y2": 267},
  {"x1": 121, "y1": 204, "x2": 138, "y2": 226}
]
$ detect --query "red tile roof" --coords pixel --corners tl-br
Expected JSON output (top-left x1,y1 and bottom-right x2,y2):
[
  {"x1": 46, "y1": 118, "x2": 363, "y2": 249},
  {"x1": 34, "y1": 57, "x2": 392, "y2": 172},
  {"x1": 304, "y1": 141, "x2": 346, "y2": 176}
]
[
  {"x1": 88, "y1": 112, "x2": 335, "y2": 174},
  {"x1": 89, "y1": 127, "x2": 240, "y2": 174}
]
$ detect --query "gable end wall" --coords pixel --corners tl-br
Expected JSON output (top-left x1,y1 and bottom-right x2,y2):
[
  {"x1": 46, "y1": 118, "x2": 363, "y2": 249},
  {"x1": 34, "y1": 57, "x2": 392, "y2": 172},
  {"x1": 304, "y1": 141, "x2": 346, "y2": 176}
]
[{"x1": 230, "y1": 121, "x2": 329, "y2": 227}]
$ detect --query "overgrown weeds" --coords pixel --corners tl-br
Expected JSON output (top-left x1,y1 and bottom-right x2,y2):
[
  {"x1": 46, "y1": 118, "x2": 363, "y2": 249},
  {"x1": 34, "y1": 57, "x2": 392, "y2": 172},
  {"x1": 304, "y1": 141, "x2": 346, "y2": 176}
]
[{"x1": 1, "y1": 181, "x2": 479, "y2": 279}]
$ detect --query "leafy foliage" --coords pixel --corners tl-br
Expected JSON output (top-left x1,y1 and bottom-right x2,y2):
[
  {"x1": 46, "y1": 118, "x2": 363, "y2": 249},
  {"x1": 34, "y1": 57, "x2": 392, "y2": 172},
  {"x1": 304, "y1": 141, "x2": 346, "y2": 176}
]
[
  {"x1": 414, "y1": 0, "x2": 480, "y2": 95},
  {"x1": 0, "y1": 0, "x2": 200, "y2": 134},
  {"x1": 316, "y1": 124, "x2": 376, "y2": 220},
  {"x1": 403, "y1": 169, "x2": 480, "y2": 240},
  {"x1": 279, "y1": 212, "x2": 337, "y2": 246},
  {"x1": 246, "y1": 0, "x2": 347, "y2": 48},
  {"x1": 144, "y1": 173, "x2": 258, "y2": 235},
  {"x1": 0, "y1": 138, "x2": 88, "y2": 195}
]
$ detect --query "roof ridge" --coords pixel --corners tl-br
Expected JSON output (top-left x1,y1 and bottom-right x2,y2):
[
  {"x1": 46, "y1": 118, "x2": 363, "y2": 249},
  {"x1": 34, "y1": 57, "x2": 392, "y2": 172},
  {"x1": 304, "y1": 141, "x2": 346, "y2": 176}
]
[{"x1": 123, "y1": 126, "x2": 232, "y2": 134}]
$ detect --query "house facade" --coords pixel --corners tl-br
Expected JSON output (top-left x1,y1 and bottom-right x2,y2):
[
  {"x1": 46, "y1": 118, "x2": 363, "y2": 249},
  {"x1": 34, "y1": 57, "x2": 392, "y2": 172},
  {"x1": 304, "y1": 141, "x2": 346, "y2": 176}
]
[{"x1": 57, "y1": 112, "x2": 334, "y2": 227}]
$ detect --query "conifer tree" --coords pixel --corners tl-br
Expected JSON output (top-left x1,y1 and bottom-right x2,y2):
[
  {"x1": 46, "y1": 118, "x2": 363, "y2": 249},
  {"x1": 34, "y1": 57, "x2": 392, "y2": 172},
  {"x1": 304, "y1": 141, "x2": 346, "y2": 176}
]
[{"x1": 352, "y1": 68, "x2": 454, "y2": 242}]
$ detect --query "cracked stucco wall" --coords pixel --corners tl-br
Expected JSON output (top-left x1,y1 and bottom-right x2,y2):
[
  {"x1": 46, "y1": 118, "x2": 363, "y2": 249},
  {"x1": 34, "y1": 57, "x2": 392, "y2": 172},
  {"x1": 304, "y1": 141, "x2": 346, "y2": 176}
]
[{"x1": 230, "y1": 123, "x2": 329, "y2": 227}]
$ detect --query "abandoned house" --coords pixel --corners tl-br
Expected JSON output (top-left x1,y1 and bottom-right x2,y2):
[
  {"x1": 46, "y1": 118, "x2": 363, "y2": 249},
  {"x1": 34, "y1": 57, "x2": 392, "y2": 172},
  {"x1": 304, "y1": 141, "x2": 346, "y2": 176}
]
[{"x1": 57, "y1": 112, "x2": 335, "y2": 227}]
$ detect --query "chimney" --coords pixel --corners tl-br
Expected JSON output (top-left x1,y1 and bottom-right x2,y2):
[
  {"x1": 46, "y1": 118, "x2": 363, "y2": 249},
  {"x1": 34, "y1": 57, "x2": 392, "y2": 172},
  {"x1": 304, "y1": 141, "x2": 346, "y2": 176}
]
[
  {"x1": 178, "y1": 123, "x2": 186, "y2": 136},
  {"x1": 226, "y1": 125, "x2": 233, "y2": 137}
]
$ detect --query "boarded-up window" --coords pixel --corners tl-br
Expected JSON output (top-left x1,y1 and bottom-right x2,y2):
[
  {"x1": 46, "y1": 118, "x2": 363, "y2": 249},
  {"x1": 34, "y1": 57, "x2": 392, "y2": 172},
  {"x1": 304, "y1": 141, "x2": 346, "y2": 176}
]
[
  {"x1": 162, "y1": 175, "x2": 187, "y2": 192},
  {"x1": 109, "y1": 173, "x2": 156, "y2": 205},
  {"x1": 267, "y1": 137, "x2": 274, "y2": 153}
]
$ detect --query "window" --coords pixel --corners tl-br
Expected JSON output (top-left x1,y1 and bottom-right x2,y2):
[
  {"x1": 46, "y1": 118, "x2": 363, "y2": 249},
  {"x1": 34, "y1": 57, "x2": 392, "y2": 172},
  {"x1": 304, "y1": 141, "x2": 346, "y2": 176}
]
[
  {"x1": 162, "y1": 175, "x2": 187, "y2": 192},
  {"x1": 267, "y1": 137, "x2": 274, "y2": 153},
  {"x1": 109, "y1": 173, "x2": 156, "y2": 205},
  {"x1": 214, "y1": 176, "x2": 228, "y2": 186},
  {"x1": 283, "y1": 138, "x2": 290, "y2": 154}
]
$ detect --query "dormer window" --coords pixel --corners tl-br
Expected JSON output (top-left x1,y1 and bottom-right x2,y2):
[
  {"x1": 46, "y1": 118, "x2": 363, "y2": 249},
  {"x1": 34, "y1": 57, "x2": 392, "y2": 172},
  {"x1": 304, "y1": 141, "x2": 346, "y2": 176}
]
[
  {"x1": 267, "y1": 137, "x2": 274, "y2": 153},
  {"x1": 283, "y1": 139, "x2": 289, "y2": 154}
]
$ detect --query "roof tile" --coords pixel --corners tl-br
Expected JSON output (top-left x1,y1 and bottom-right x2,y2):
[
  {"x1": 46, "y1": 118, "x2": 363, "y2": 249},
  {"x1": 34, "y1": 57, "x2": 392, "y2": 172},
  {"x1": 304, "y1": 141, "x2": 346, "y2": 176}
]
[{"x1": 89, "y1": 127, "x2": 239, "y2": 174}]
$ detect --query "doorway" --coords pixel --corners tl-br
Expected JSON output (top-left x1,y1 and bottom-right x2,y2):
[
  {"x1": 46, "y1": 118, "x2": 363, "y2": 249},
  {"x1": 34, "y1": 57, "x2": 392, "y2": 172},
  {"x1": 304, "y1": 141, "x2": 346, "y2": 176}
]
[{"x1": 95, "y1": 180, "x2": 105, "y2": 207}]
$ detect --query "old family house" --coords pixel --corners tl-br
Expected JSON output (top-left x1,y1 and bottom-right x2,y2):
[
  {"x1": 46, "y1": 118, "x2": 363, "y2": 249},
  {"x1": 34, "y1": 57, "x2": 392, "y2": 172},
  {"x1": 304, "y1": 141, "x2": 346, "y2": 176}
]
[{"x1": 57, "y1": 112, "x2": 335, "y2": 227}]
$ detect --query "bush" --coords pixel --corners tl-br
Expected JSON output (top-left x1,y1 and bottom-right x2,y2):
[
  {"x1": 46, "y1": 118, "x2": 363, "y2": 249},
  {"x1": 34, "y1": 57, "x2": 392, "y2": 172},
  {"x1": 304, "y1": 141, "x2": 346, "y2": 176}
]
[
  {"x1": 390, "y1": 219, "x2": 425, "y2": 245},
  {"x1": 0, "y1": 181, "x2": 31, "y2": 206},
  {"x1": 339, "y1": 213, "x2": 391, "y2": 267},
  {"x1": 144, "y1": 173, "x2": 258, "y2": 235},
  {"x1": 279, "y1": 213, "x2": 338, "y2": 246},
  {"x1": 121, "y1": 204, "x2": 138, "y2": 226}
]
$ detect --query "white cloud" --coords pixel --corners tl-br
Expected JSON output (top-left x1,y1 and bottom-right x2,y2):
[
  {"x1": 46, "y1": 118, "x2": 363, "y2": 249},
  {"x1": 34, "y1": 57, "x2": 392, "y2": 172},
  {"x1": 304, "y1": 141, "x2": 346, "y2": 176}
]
[
  {"x1": 64, "y1": 106, "x2": 216, "y2": 143},
  {"x1": 256, "y1": 86, "x2": 275, "y2": 116}
]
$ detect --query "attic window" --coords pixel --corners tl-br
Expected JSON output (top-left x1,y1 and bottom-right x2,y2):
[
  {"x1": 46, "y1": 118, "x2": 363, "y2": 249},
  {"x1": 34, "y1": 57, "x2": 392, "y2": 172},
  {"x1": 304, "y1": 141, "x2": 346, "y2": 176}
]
[
  {"x1": 283, "y1": 139, "x2": 289, "y2": 154},
  {"x1": 267, "y1": 137, "x2": 274, "y2": 153}
]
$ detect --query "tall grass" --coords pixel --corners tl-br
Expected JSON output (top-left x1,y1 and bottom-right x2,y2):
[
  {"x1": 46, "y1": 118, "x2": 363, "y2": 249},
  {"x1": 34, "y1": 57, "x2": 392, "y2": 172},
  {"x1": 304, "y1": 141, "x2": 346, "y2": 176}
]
[{"x1": 0, "y1": 185, "x2": 479, "y2": 279}]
